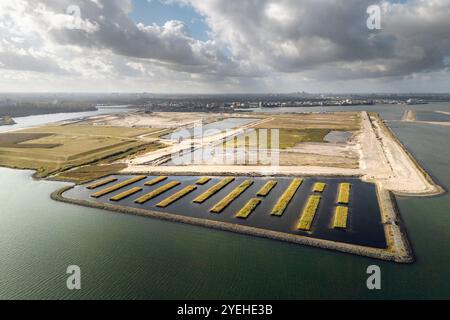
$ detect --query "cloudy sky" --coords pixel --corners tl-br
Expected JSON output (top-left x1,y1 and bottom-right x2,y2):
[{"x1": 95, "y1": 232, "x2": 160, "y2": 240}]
[{"x1": 0, "y1": 0, "x2": 449, "y2": 93}]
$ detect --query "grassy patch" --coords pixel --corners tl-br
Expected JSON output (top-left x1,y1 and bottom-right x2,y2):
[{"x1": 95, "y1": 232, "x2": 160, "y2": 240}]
[
  {"x1": 193, "y1": 177, "x2": 235, "y2": 204},
  {"x1": 257, "y1": 180, "x2": 277, "y2": 197},
  {"x1": 297, "y1": 195, "x2": 321, "y2": 231},
  {"x1": 54, "y1": 164, "x2": 127, "y2": 183},
  {"x1": 110, "y1": 187, "x2": 143, "y2": 202},
  {"x1": 0, "y1": 124, "x2": 166, "y2": 178},
  {"x1": 271, "y1": 178, "x2": 303, "y2": 216},
  {"x1": 313, "y1": 182, "x2": 327, "y2": 193},
  {"x1": 196, "y1": 177, "x2": 212, "y2": 185},
  {"x1": 210, "y1": 180, "x2": 253, "y2": 214},
  {"x1": 87, "y1": 177, "x2": 118, "y2": 189},
  {"x1": 156, "y1": 185, "x2": 197, "y2": 208},
  {"x1": 145, "y1": 176, "x2": 168, "y2": 186},
  {"x1": 226, "y1": 129, "x2": 331, "y2": 150},
  {"x1": 236, "y1": 198, "x2": 261, "y2": 219},
  {"x1": 333, "y1": 206, "x2": 349, "y2": 229},
  {"x1": 254, "y1": 113, "x2": 361, "y2": 131},
  {"x1": 135, "y1": 181, "x2": 181, "y2": 204},
  {"x1": 338, "y1": 183, "x2": 351, "y2": 204},
  {"x1": 91, "y1": 176, "x2": 147, "y2": 198}
]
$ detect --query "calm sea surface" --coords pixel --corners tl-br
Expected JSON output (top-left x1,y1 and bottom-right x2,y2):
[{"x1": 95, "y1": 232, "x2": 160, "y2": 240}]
[{"x1": 0, "y1": 103, "x2": 449, "y2": 299}]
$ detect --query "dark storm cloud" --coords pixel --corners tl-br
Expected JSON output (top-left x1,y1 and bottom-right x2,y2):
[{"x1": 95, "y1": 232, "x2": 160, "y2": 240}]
[{"x1": 186, "y1": 0, "x2": 450, "y2": 79}]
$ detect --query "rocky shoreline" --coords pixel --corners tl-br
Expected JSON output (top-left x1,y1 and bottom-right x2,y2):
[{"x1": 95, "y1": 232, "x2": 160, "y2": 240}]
[{"x1": 51, "y1": 181, "x2": 414, "y2": 264}]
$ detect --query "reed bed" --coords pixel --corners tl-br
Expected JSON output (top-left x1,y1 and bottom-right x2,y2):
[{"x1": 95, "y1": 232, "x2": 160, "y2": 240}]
[
  {"x1": 257, "y1": 180, "x2": 278, "y2": 197},
  {"x1": 338, "y1": 183, "x2": 351, "y2": 204},
  {"x1": 196, "y1": 177, "x2": 212, "y2": 185},
  {"x1": 333, "y1": 206, "x2": 349, "y2": 229},
  {"x1": 87, "y1": 177, "x2": 118, "y2": 190},
  {"x1": 297, "y1": 195, "x2": 321, "y2": 231},
  {"x1": 193, "y1": 177, "x2": 235, "y2": 204},
  {"x1": 271, "y1": 178, "x2": 303, "y2": 216},
  {"x1": 313, "y1": 182, "x2": 327, "y2": 193},
  {"x1": 110, "y1": 187, "x2": 143, "y2": 202},
  {"x1": 236, "y1": 198, "x2": 261, "y2": 219},
  {"x1": 91, "y1": 176, "x2": 147, "y2": 198},
  {"x1": 210, "y1": 180, "x2": 254, "y2": 214},
  {"x1": 135, "y1": 181, "x2": 181, "y2": 204},
  {"x1": 145, "y1": 176, "x2": 168, "y2": 186},
  {"x1": 156, "y1": 185, "x2": 197, "y2": 208}
]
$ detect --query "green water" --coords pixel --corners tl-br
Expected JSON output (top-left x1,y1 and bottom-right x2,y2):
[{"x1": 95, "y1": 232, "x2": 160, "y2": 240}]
[{"x1": 0, "y1": 107, "x2": 449, "y2": 299}]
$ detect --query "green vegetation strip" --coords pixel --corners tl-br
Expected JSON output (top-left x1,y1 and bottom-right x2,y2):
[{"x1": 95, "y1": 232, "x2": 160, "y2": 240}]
[
  {"x1": 297, "y1": 195, "x2": 322, "y2": 231},
  {"x1": 257, "y1": 180, "x2": 277, "y2": 197},
  {"x1": 145, "y1": 176, "x2": 168, "y2": 186},
  {"x1": 196, "y1": 177, "x2": 212, "y2": 185},
  {"x1": 338, "y1": 183, "x2": 351, "y2": 204},
  {"x1": 193, "y1": 177, "x2": 235, "y2": 204},
  {"x1": 236, "y1": 198, "x2": 262, "y2": 219},
  {"x1": 271, "y1": 178, "x2": 303, "y2": 216},
  {"x1": 313, "y1": 182, "x2": 327, "y2": 193},
  {"x1": 210, "y1": 180, "x2": 254, "y2": 214},
  {"x1": 87, "y1": 177, "x2": 118, "y2": 190},
  {"x1": 91, "y1": 176, "x2": 147, "y2": 198},
  {"x1": 110, "y1": 187, "x2": 143, "y2": 202},
  {"x1": 135, "y1": 181, "x2": 181, "y2": 204},
  {"x1": 156, "y1": 185, "x2": 198, "y2": 208},
  {"x1": 333, "y1": 206, "x2": 349, "y2": 229}
]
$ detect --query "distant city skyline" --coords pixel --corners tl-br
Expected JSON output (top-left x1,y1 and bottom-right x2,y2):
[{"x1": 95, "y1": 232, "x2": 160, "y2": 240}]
[{"x1": 0, "y1": 0, "x2": 449, "y2": 93}]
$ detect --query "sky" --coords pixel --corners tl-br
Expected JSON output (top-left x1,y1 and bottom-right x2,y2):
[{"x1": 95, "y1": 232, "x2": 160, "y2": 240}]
[{"x1": 0, "y1": 0, "x2": 449, "y2": 94}]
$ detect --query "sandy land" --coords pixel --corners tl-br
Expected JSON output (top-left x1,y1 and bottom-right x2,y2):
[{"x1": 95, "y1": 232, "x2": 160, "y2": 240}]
[
  {"x1": 121, "y1": 111, "x2": 443, "y2": 196},
  {"x1": 84, "y1": 112, "x2": 221, "y2": 129},
  {"x1": 358, "y1": 112, "x2": 442, "y2": 196},
  {"x1": 123, "y1": 165, "x2": 361, "y2": 176}
]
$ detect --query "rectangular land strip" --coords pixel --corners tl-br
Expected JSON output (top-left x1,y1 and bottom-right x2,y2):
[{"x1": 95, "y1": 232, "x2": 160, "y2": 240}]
[
  {"x1": 297, "y1": 195, "x2": 322, "y2": 231},
  {"x1": 110, "y1": 187, "x2": 143, "y2": 202},
  {"x1": 193, "y1": 177, "x2": 235, "y2": 204},
  {"x1": 313, "y1": 182, "x2": 327, "y2": 193},
  {"x1": 333, "y1": 206, "x2": 349, "y2": 229},
  {"x1": 271, "y1": 178, "x2": 303, "y2": 216},
  {"x1": 135, "y1": 181, "x2": 181, "y2": 204},
  {"x1": 236, "y1": 198, "x2": 262, "y2": 219},
  {"x1": 145, "y1": 176, "x2": 168, "y2": 186},
  {"x1": 87, "y1": 177, "x2": 118, "y2": 190},
  {"x1": 156, "y1": 185, "x2": 198, "y2": 208},
  {"x1": 196, "y1": 177, "x2": 212, "y2": 185},
  {"x1": 91, "y1": 176, "x2": 147, "y2": 198},
  {"x1": 210, "y1": 180, "x2": 254, "y2": 213},
  {"x1": 257, "y1": 180, "x2": 278, "y2": 197},
  {"x1": 338, "y1": 183, "x2": 351, "y2": 204}
]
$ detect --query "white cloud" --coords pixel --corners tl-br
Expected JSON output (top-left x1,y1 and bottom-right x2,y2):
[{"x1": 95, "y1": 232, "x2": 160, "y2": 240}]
[{"x1": 0, "y1": 0, "x2": 449, "y2": 93}]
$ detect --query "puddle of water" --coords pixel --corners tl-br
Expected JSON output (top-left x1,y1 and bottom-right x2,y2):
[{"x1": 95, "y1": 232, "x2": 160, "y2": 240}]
[
  {"x1": 64, "y1": 175, "x2": 387, "y2": 249},
  {"x1": 161, "y1": 118, "x2": 258, "y2": 140},
  {"x1": 324, "y1": 131, "x2": 353, "y2": 143}
]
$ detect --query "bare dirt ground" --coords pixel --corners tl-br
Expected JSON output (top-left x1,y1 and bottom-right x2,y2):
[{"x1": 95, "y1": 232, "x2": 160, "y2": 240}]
[
  {"x1": 84, "y1": 112, "x2": 221, "y2": 129},
  {"x1": 120, "y1": 111, "x2": 442, "y2": 196}
]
